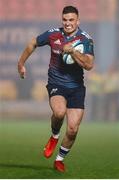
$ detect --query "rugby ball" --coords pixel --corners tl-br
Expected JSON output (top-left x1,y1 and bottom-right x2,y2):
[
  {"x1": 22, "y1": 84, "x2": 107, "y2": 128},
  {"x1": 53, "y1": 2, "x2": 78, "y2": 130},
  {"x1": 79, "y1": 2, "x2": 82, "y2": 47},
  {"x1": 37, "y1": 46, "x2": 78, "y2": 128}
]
[{"x1": 63, "y1": 41, "x2": 84, "y2": 64}]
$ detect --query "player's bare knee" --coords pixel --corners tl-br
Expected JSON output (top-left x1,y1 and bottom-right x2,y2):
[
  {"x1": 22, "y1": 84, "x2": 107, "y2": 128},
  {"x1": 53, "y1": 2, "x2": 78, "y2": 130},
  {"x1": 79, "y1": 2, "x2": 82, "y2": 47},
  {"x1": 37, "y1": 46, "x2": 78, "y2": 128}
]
[{"x1": 54, "y1": 110, "x2": 66, "y2": 120}]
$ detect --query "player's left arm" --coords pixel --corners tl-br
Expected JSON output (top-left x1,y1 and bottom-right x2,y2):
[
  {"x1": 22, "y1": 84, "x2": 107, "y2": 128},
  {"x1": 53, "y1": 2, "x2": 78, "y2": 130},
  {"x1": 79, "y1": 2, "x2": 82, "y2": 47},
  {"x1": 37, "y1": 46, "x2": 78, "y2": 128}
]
[
  {"x1": 71, "y1": 51, "x2": 94, "y2": 71},
  {"x1": 63, "y1": 40, "x2": 94, "y2": 71}
]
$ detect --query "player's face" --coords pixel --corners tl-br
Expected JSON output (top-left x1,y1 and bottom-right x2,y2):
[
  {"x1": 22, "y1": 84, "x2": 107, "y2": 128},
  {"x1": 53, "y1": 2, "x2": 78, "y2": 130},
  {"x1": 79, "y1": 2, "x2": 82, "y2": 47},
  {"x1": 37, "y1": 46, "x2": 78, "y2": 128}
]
[{"x1": 62, "y1": 13, "x2": 79, "y2": 36}]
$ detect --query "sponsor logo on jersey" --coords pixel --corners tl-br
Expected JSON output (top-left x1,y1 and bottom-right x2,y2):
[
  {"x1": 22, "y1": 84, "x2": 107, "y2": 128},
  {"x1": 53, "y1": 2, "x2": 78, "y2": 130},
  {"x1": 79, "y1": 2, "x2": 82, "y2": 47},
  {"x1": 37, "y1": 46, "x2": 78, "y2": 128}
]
[{"x1": 52, "y1": 49, "x2": 61, "y2": 54}]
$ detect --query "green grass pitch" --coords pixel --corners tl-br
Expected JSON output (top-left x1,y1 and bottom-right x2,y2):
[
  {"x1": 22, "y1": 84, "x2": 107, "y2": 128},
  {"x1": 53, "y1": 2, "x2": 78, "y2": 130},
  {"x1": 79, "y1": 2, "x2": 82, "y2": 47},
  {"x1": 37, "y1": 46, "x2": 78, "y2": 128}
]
[{"x1": 0, "y1": 119, "x2": 119, "y2": 179}]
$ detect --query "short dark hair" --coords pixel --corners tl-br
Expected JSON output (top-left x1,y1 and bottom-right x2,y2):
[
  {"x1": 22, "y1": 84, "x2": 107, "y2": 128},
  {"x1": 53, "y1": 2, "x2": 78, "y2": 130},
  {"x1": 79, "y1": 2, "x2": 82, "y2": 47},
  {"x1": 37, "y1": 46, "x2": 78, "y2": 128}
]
[{"x1": 62, "y1": 6, "x2": 79, "y2": 16}]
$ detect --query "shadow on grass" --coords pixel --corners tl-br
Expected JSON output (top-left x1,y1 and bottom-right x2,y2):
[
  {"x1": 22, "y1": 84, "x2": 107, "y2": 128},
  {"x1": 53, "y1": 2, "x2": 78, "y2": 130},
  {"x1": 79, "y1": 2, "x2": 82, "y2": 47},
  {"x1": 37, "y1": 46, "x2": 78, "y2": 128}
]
[
  {"x1": 0, "y1": 163, "x2": 66, "y2": 178},
  {"x1": 0, "y1": 163, "x2": 52, "y2": 171}
]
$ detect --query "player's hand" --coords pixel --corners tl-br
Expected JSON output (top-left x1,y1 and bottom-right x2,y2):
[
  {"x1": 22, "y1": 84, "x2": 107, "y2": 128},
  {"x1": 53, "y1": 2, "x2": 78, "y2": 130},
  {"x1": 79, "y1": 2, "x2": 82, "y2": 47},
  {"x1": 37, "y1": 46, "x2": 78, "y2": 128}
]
[
  {"x1": 63, "y1": 42, "x2": 73, "y2": 54},
  {"x1": 18, "y1": 62, "x2": 26, "y2": 79}
]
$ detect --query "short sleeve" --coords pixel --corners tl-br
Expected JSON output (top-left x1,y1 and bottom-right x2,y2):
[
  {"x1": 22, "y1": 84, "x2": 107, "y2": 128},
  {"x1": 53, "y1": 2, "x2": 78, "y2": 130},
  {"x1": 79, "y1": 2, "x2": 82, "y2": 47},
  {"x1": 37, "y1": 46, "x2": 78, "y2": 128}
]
[
  {"x1": 36, "y1": 31, "x2": 50, "y2": 46},
  {"x1": 85, "y1": 39, "x2": 94, "y2": 56}
]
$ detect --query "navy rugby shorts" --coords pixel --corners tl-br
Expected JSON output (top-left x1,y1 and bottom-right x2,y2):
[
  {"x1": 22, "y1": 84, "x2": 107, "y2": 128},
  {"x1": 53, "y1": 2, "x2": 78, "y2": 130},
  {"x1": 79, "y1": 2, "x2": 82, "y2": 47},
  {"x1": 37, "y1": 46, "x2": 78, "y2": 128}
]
[{"x1": 46, "y1": 84, "x2": 86, "y2": 109}]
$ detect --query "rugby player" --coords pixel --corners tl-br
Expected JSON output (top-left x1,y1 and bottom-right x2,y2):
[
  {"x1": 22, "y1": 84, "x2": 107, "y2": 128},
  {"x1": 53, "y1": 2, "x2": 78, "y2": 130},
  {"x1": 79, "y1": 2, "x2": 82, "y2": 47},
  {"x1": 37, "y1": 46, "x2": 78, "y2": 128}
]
[{"x1": 18, "y1": 6, "x2": 94, "y2": 172}]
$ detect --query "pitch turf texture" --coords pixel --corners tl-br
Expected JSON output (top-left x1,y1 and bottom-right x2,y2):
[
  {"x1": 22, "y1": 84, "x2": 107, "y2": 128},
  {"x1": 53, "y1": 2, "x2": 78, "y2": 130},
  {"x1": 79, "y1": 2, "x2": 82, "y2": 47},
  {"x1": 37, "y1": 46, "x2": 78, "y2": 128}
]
[{"x1": 0, "y1": 120, "x2": 119, "y2": 179}]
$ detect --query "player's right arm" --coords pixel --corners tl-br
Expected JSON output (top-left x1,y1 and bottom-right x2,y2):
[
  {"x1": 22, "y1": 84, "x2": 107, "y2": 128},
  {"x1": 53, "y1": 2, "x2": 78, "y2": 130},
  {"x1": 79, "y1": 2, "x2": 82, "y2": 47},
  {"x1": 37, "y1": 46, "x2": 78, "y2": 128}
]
[
  {"x1": 18, "y1": 29, "x2": 56, "y2": 78},
  {"x1": 18, "y1": 38, "x2": 37, "y2": 79}
]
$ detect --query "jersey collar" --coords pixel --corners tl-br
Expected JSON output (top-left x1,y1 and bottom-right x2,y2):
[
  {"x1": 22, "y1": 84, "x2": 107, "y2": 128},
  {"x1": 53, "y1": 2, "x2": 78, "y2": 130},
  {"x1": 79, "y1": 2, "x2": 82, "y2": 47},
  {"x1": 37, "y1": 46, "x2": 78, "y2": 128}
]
[{"x1": 61, "y1": 27, "x2": 81, "y2": 40}]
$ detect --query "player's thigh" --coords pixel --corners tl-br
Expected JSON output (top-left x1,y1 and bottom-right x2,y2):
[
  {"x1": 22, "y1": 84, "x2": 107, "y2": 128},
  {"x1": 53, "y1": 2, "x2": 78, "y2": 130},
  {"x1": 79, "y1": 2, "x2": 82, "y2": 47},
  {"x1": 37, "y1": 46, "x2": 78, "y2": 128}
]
[
  {"x1": 66, "y1": 108, "x2": 84, "y2": 132},
  {"x1": 49, "y1": 95, "x2": 67, "y2": 116}
]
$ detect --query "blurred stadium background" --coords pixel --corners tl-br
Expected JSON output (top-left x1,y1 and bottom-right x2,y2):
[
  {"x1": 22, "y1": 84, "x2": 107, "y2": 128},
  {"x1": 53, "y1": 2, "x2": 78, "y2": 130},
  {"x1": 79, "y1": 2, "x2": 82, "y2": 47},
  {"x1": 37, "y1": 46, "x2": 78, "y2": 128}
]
[
  {"x1": 0, "y1": 0, "x2": 119, "y2": 178},
  {"x1": 0, "y1": 0, "x2": 119, "y2": 121}
]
